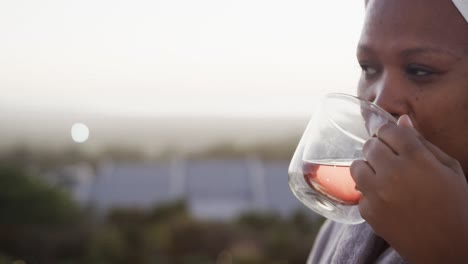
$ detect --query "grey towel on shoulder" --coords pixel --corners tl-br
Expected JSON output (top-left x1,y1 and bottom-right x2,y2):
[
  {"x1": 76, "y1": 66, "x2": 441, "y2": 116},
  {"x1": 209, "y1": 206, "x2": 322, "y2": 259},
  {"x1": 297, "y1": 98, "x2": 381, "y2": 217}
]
[{"x1": 307, "y1": 220, "x2": 408, "y2": 264}]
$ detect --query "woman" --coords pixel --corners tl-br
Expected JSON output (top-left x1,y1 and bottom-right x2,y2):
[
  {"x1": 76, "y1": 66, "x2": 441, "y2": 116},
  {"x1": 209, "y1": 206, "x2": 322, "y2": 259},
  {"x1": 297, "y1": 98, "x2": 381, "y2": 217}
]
[{"x1": 308, "y1": 0, "x2": 468, "y2": 263}]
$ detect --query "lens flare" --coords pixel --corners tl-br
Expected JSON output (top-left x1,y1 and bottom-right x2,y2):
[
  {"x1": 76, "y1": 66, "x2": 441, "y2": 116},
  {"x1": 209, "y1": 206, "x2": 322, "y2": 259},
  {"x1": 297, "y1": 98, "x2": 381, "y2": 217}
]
[{"x1": 71, "y1": 123, "x2": 90, "y2": 143}]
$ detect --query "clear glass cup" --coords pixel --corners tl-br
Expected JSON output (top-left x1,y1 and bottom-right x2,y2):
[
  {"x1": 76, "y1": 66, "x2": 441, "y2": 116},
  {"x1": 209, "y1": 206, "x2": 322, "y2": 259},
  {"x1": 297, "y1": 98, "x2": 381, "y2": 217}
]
[{"x1": 288, "y1": 93, "x2": 397, "y2": 224}]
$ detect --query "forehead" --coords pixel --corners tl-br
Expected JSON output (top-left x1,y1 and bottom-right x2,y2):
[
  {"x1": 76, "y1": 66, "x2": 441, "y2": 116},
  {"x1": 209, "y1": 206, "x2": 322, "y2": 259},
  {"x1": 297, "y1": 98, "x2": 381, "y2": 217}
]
[{"x1": 360, "y1": 0, "x2": 468, "y2": 55}]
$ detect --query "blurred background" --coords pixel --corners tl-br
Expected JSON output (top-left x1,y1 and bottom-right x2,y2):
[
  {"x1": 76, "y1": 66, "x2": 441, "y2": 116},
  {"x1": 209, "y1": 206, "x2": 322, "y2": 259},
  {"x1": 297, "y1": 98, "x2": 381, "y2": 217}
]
[{"x1": 0, "y1": 0, "x2": 364, "y2": 263}]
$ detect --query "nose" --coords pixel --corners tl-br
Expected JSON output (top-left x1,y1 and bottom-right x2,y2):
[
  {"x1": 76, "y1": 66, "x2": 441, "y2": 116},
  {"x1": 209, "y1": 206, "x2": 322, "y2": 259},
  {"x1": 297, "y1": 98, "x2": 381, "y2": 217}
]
[{"x1": 359, "y1": 72, "x2": 409, "y2": 120}]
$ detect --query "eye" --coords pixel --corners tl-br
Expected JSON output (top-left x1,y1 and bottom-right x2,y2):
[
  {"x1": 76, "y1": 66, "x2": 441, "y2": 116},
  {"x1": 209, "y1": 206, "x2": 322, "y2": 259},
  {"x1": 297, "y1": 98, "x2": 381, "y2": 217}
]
[
  {"x1": 360, "y1": 64, "x2": 379, "y2": 78},
  {"x1": 405, "y1": 64, "x2": 434, "y2": 77}
]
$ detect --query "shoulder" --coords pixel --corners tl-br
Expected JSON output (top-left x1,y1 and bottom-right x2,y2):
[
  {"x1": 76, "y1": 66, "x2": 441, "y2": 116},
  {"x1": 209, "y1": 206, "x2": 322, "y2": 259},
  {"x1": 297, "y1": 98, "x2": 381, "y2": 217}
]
[
  {"x1": 307, "y1": 220, "x2": 346, "y2": 264},
  {"x1": 306, "y1": 220, "x2": 407, "y2": 264}
]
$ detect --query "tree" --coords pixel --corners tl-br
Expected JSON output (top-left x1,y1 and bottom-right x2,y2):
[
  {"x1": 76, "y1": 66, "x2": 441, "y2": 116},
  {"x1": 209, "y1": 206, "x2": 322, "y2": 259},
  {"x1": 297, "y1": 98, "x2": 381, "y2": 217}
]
[{"x1": 0, "y1": 164, "x2": 86, "y2": 263}]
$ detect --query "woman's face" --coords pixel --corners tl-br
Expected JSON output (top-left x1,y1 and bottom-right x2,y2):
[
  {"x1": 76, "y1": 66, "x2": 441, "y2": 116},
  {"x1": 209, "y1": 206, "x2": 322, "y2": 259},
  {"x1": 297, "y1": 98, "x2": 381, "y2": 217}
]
[{"x1": 357, "y1": 0, "x2": 468, "y2": 172}]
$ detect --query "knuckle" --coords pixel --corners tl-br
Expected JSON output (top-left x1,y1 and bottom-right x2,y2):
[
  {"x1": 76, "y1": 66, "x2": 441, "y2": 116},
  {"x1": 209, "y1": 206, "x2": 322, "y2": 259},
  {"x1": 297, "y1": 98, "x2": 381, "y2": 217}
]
[
  {"x1": 358, "y1": 199, "x2": 374, "y2": 222},
  {"x1": 376, "y1": 122, "x2": 395, "y2": 137},
  {"x1": 401, "y1": 140, "x2": 419, "y2": 156},
  {"x1": 362, "y1": 137, "x2": 378, "y2": 157},
  {"x1": 398, "y1": 132, "x2": 424, "y2": 157},
  {"x1": 375, "y1": 188, "x2": 392, "y2": 205},
  {"x1": 363, "y1": 137, "x2": 377, "y2": 151},
  {"x1": 350, "y1": 160, "x2": 367, "y2": 180},
  {"x1": 448, "y1": 158, "x2": 462, "y2": 170}
]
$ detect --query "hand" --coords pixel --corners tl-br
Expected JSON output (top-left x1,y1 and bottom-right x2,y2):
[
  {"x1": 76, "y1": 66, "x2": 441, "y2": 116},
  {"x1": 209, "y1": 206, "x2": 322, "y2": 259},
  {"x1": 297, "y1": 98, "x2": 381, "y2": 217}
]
[{"x1": 351, "y1": 115, "x2": 468, "y2": 264}]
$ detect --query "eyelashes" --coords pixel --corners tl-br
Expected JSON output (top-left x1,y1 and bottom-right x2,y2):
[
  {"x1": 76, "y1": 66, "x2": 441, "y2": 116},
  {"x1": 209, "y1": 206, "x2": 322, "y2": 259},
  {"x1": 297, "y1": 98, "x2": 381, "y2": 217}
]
[
  {"x1": 405, "y1": 64, "x2": 436, "y2": 77},
  {"x1": 359, "y1": 63, "x2": 438, "y2": 81},
  {"x1": 359, "y1": 64, "x2": 379, "y2": 79}
]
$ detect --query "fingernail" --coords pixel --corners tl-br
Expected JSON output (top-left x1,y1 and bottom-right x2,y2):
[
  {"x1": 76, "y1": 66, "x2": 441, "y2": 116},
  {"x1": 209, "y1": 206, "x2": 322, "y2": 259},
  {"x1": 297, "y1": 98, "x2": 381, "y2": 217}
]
[
  {"x1": 398, "y1": 114, "x2": 414, "y2": 128},
  {"x1": 407, "y1": 115, "x2": 414, "y2": 127}
]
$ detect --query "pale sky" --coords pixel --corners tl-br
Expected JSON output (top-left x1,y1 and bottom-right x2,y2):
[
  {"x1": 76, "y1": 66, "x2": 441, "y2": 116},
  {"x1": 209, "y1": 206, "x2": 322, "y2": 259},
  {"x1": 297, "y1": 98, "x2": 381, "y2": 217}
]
[{"x1": 1, "y1": 0, "x2": 365, "y2": 117}]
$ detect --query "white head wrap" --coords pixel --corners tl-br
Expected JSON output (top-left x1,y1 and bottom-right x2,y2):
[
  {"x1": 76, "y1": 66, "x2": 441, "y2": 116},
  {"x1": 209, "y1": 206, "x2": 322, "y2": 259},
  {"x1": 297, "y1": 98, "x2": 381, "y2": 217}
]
[{"x1": 453, "y1": 0, "x2": 468, "y2": 23}]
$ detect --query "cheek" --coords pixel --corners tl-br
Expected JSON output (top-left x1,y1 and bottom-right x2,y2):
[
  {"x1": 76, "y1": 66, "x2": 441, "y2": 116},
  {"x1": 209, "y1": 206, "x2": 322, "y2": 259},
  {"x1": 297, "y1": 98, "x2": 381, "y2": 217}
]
[{"x1": 420, "y1": 100, "x2": 468, "y2": 165}]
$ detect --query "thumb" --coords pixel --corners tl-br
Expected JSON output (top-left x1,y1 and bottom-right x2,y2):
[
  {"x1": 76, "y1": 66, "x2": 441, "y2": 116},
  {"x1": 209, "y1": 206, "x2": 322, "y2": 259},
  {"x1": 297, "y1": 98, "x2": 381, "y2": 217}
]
[{"x1": 397, "y1": 114, "x2": 414, "y2": 129}]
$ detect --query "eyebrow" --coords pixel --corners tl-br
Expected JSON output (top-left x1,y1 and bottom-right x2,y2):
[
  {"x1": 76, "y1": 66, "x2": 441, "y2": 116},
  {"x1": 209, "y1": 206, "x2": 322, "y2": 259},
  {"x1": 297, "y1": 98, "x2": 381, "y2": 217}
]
[
  {"x1": 400, "y1": 47, "x2": 462, "y2": 60},
  {"x1": 357, "y1": 45, "x2": 463, "y2": 60}
]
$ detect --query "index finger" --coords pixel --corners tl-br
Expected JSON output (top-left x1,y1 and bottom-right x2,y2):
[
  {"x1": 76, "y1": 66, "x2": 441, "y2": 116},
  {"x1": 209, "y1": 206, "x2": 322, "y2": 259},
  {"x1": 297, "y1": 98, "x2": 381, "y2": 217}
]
[{"x1": 376, "y1": 122, "x2": 425, "y2": 157}]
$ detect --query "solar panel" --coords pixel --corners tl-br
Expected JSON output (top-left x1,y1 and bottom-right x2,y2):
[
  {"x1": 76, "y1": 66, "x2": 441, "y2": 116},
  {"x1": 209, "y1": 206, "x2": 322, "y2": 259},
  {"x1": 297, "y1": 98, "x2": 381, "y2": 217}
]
[
  {"x1": 263, "y1": 161, "x2": 305, "y2": 215},
  {"x1": 91, "y1": 163, "x2": 172, "y2": 210},
  {"x1": 79, "y1": 159, "x2": 312, "y2": 219},
  {"x1": 185, "y1": 160, "x2": 251, "y2": 199}
]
